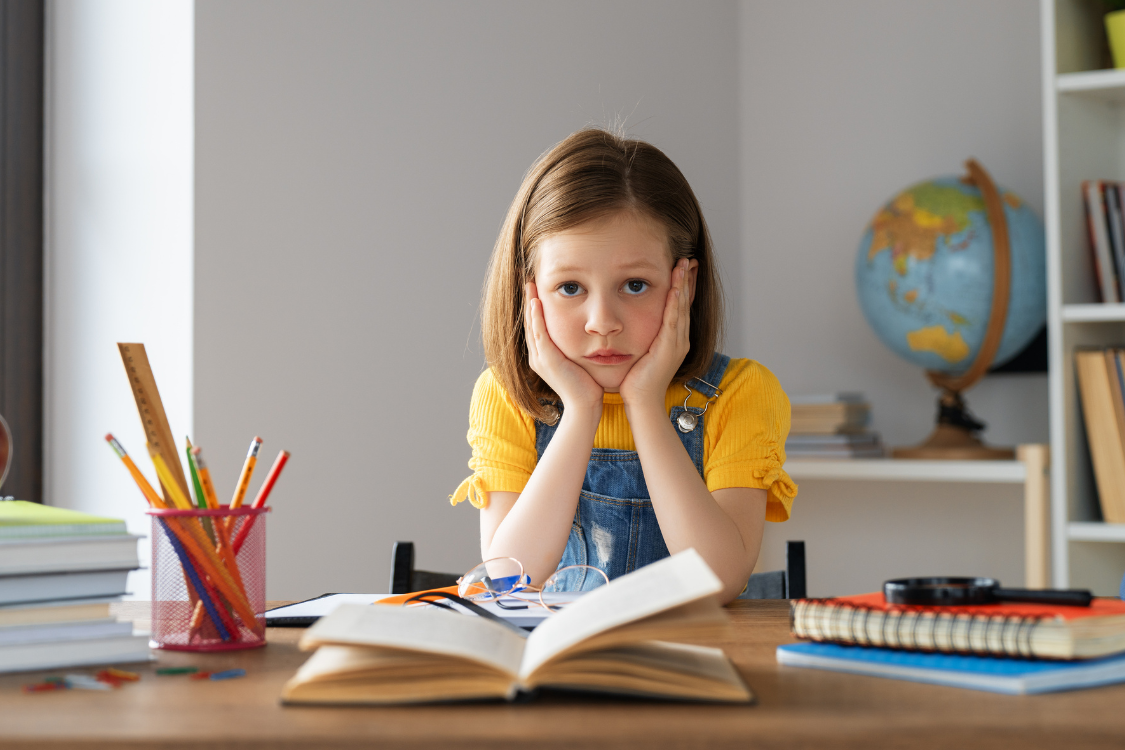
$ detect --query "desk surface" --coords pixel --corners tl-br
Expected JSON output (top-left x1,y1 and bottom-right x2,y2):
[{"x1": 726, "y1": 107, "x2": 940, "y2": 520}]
[{"x1": 2, "y1": 600, "x2": 1124, "y2": 749}]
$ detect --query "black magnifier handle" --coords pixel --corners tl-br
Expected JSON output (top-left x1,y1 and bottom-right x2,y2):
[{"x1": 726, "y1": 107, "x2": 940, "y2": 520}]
[{"x1": 992, "y1": 587, "x2": 1093, "y2": 607}]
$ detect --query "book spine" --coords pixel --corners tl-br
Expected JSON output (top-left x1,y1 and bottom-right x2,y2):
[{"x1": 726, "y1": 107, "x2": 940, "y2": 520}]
[
  {"x1": 1109, "y1": 184, "x2": 1125, "y2": 300},
  {"x1": 790, "y1": 600, "x2": 1043, "y2": 658},
  {"x1": 1075, "y1": 351, "x2": 1125, "y2": 523},
  {"x1": 1085, "y1": 180, "x2": 1120, "y2": 303}
]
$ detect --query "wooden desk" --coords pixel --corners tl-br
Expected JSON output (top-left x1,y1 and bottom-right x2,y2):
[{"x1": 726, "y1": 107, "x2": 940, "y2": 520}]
[{"x1": 2, "y1": 600, "x2": 1124, "y2": 749}]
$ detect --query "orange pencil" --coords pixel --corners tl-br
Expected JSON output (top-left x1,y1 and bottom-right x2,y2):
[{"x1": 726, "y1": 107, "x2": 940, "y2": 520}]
[
  {"x1": 105, "y1": 435, "x2": 164, "y2": 508},
  {"x1": 191, "y1": 447, "x2": 221, "y2": 510},
  {"x1": 228, "y1": 437, "x2": 262, "y2": 533},
  {"x1": 231, "y1": 450, "x2": 288, "y2": 555}
]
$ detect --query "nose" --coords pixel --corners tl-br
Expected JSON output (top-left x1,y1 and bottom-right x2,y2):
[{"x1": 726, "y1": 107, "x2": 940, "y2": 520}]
[{"x1": 585, "y1": 292, "x2": 623, "y2": 338}]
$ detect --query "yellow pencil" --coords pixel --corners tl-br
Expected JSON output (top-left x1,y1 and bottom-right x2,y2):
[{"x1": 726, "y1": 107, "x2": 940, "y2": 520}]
[
  {"x1": 148, "y1": 447, "x2": 194, "y2": 510},
  {"x1": 191, "y1": 447, "x2": 221, "y2": 509},
  {"x1": 230, "y1": 437, "x2": 262, "y2": 510}
]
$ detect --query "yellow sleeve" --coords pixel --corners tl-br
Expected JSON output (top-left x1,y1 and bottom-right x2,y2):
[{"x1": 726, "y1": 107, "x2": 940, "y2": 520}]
[
  {"x1": 449, "y1": 369, "x2": 537, "y2": 509},
  {"x1": 703, "y1": 359, "x2": 798, "y2": 522}
]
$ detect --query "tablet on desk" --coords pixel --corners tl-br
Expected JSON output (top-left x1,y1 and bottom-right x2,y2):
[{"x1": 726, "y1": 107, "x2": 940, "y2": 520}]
[{"x1": 265, "y1": 591, "x2": 583, "y2": 628}]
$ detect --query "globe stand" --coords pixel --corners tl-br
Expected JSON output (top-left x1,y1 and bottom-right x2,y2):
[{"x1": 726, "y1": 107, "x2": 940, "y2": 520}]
[
  {"x1": 891, "y1": 390, "x2": 1014, "y2": 460},
  {"x1": 890, "y1": 159, "x2": 1018, "y2": 461}
]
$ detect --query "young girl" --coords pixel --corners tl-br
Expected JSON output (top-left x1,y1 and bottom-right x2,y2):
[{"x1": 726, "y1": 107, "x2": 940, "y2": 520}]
[{"x1": 450, "y1": 129, "x2": 797, "y2": 604}]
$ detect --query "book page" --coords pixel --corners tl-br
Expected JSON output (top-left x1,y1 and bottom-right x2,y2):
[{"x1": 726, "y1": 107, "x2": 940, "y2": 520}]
[
  {"x1": 298, "y1": 603, "x2": 526, "y2": 676},
  {"x1": 519, "y1": 548, "x2": 722, "y2": 679}
]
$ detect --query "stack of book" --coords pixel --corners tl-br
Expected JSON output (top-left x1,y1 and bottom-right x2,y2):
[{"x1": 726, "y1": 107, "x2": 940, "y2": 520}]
[
  {"x1": 786, "y1": 393, "x2": 884, "y2": 459},
  {"x1": 1074, "y1": 349, "x2": 1125, "y2": 523},
  {"x1": 0, "y1": 500, "x2": 151, "y2": 673},
  {"x1": 1082, "y1": 180, "x2": 1125, "y2": 303},
  {"x1": 778, "y1": 592, "x2": 1125, "y2": 694}
]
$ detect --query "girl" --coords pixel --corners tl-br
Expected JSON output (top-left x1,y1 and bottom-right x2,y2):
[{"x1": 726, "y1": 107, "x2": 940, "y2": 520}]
[{"x1": 451, "y1": 129, "x2": 796, "y2": 604}]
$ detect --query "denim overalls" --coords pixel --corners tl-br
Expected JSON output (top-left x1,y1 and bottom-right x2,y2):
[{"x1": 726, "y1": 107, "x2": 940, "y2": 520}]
[{"x1": 535, "y1": 353, "x2": 731, "y2": 590}]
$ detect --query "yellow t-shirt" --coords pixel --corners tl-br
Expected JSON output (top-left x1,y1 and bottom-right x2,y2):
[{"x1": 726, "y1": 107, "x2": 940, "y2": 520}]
[{"x1": 450, "y1": 358, "x2": 797, "y2": 522}]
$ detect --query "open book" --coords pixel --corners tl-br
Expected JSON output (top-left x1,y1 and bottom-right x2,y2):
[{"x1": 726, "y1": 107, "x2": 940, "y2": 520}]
[{"x1": 281, "y1": 549, "x2": 753, "y2": 704}]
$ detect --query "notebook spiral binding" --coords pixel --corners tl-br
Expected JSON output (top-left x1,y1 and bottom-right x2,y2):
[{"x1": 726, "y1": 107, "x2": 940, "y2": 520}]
[{"x1": 790, "y1": 599, "x2": 1044, "y2": 658}]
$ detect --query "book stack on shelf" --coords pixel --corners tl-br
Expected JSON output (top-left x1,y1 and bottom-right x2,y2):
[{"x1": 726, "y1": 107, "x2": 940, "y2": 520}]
[
  {"x1": 778, "y1": 592, "x2": 1125, "y2": 694},
  {"x1": 0, "y1": 500, "x2": 151, "y2": 673},
  {"x1": 1081, "y1": 180, "x2": 1125, "y2": 303},
  {"x1": 786, "y1": 393, "x2": 884, "y2": 459},
  {"x1": 1074, "y1": 349, "x2": 1125, "y2": 524}
]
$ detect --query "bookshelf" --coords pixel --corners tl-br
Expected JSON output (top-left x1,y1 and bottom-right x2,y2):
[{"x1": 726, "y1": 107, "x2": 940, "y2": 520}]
[{"x1": 1043, "y1": 0, "x2": 1125, "y2": 593}]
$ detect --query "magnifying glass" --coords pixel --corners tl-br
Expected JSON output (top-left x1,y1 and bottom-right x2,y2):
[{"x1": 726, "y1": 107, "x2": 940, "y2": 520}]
[{"x1": 883, "y1": 577, "x2": 1093, "y2": 607}]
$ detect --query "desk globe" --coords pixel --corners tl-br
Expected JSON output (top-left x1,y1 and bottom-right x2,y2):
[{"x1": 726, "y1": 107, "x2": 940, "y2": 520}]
[{"x1": 854, "y1": 160, "x2": 1046, "y2": 459}]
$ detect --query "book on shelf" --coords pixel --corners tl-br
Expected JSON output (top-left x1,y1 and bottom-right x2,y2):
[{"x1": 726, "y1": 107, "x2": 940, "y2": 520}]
[
  {"x1": 1083, "y1": 180, "x2": 1120, "y2": 303},
  {"x1": 282, "y1": 549, "x2": 752, "y2": 705},
  {"x1": 1083, "y1": 180, "x2": 1123, "y2": 303},
  {"x1": 789, "y1": 393, "x2": 871, "y2": 436},
  {"x1": 785, "y1": 433, "x2": 884, "y2": 459},
  {"x1": 1074, "y1": 349, "x2": 1125, "y2": 523},
  {"x1": 789, "y1": 592, "x2": 1125, "y2": 660},
  {"x1": 777, "y1": 642, "x2": 1125, "y2": 695}
]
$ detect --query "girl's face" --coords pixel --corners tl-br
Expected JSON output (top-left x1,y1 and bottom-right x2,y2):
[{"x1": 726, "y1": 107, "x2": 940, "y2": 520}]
[{"x1": 533, "y1": 211, "x2": 697, "y2": 393}]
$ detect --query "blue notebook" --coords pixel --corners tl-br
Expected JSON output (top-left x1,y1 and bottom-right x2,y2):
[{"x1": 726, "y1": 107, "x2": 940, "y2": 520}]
[{"x1": 777, "y1": 642, "x2": 1125, "y2": 695}]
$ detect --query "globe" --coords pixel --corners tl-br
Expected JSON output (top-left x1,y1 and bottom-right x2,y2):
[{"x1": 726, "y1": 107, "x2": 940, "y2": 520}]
[{"x1": 855, "y1": 173, "x2": 1046, "y2": 380}]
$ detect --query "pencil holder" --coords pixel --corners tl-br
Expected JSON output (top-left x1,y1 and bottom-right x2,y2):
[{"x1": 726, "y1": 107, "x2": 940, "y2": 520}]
[{"x1": 147, "y1": 505, "x2": 269, "y2": 651}]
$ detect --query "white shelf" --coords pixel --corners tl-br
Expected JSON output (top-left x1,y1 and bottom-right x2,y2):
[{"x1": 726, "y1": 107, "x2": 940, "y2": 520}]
[
  {"x1": 1061, "y1": 303, "x2": 1125, "y2": 322},
  {"x1": 1068, "y1": 522, "x2": 1125, "y2": 542},
  {"x1": 1057, "y1": 68, "x2": 1125, "y2": 100},
  {"x1": 785, "y1": 459, "x2": 1026, "y2": 484}
]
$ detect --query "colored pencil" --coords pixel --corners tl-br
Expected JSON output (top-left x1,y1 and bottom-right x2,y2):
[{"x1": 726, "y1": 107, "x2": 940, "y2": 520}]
[
  {"x1": 231, "y1": 450, "x2": 288, "y2": 555},
  {"x1": 186, "y1": 438, "x2": 217, "y2": 545},
  {"x1": 192, "y1": 447, "x2": 221, "y2": 509}
]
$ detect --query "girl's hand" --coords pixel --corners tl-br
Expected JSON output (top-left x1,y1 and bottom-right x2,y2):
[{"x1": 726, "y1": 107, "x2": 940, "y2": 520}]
[
  {"x1": 525, "y1": 282, "x2": 604, "y2": 413},
  {"x1": 619, "y1": 259, "x2": 696, "y2": 410}
]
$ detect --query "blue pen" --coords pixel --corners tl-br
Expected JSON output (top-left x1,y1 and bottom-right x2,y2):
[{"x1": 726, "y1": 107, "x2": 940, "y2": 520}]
[{"x1": 161, "y1": 520, "x2": 231, "y2": 642}]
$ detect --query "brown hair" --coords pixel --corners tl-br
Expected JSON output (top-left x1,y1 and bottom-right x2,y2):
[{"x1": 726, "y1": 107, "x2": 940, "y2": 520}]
[{"x1": 481, "y1": 128, "x2": 724, "y2": 421}]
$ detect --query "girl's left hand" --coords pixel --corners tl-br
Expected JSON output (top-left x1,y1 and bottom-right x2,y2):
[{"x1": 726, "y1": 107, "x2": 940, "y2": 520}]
[{"x1": 619, "y1": 258, "x2": 697, "y2": 410}]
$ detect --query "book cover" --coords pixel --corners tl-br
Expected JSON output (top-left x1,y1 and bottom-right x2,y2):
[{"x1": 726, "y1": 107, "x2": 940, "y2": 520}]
[
  {"x1": 1084, "y1": 180, "x2": 1120, "y2": 303},
  {"x1": 1075, "y1": 350, "x2": 1125, "y2": 523},
  {"x1": 777, "y1": 641, "x2": 1125, "y2": 695},
  {"x1": 0, "y1": 501, "x2": 127, "y2": 539}
]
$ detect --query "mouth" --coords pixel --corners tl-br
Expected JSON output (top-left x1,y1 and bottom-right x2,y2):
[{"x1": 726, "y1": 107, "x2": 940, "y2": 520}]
[{"x1": 584, "y1": 350, "x2": 632, "y2": 366}]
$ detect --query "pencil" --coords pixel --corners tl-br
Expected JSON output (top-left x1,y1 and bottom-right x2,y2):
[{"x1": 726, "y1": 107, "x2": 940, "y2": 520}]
[
  {"x1": 191, "y1": 447, "x2": 220, "y2": 509},
  {"x1": 227, "y1": 437, "x2": 262, "y2": 534},
  {"x1": 186, "y1": 438, "x2": 217, "y2": 545},
  {"x1": 105, "y1": 435, "x2": 221, "y2": 639},
  {"x1": 148, "y1": 446, "x2": 260, "y2": 632},
  {"x1": 231, "y1": 450, "x2": 288, "y2": 555}
]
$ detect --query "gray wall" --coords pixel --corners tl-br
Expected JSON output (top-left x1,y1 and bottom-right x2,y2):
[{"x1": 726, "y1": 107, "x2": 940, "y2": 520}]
[
  {"x1": 195, "y1": 0, "x2": 741, "y2": 599},
  {"x1": 195, "y1": 0, "x2": 1046, "y2": 599},
  {"x1": 741, "y1": 1, "x2": 1044, "y2": 594}
]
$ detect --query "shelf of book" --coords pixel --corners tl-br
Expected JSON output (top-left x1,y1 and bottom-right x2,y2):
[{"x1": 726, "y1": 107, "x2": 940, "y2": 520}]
[
  {"x1": 1061, "y1": 303, "x2": 1125, "y2": 322},
  {"x1": 1068, "y1": 522, "x2": 1125, "y2": 543},
  {"x1": 1057, "y1": 67, "x2": 1125, "y2": 100},
  {"x1": 785, "y1": 459, "x2": 1026, "y2": 484},
  {"x1": 1043, "y1": 0, "x2": 1125, "y2": 594}
]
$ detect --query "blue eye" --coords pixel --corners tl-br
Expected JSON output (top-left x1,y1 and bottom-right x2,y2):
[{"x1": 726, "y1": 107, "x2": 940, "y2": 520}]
[
  {"x1": 624, "y1": 279, "x2": 649, "y2": 295},
  {"x1": 558, "y1": 282, "x2": 583, "y2": 297}
]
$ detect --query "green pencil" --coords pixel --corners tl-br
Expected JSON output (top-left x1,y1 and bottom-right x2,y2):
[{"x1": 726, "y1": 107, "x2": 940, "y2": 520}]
[{"x1": 186, "y1": 437, "x2": 216, "y2": 544}]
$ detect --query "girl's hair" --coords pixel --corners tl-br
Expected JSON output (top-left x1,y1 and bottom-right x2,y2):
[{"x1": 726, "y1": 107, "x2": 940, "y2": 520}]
[{"x1": 482, "y1": 128, "x2": 725, "y2": 421}]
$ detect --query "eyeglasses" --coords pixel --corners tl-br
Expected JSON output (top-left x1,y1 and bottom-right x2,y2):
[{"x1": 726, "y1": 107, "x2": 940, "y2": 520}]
[{"x1": 458, "y1": 557, "x2": 608, "y2": 612}]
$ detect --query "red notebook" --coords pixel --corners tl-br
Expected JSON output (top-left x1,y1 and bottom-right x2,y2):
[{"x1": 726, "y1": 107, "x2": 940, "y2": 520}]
[{"x1": 790, "y1": 593, "x2": 1125, "y2": 660}]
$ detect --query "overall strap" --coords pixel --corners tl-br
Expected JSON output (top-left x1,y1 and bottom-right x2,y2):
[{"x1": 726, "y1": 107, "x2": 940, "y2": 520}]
[{"x1": 687, "y1": 353, "x2": 731, "y2": 399}]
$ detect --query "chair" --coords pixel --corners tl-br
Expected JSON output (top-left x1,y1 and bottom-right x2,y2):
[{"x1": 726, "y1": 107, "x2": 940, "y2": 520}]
[
  {"x1": 390, "y1": 539, "x2": 807, "y2": 599},
  {"x1": 737, "y1": 540, "x2": 806, "y2": 599}
]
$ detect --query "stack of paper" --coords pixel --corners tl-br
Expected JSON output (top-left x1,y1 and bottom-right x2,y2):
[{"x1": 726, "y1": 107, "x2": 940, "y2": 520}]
[{"x1": 0, "y1": 500, "x2": 151, "y2": 672}]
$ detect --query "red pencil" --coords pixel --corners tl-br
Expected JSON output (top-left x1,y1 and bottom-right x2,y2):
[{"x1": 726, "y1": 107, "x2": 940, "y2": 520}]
[{"x1": 231, "y1": 450, "x2": 289, "y2": 555}]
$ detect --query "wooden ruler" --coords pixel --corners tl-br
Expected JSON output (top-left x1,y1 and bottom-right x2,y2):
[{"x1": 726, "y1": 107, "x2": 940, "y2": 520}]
[{"x1": 117, "y1": 343, "x2": 191, "y2": 502}]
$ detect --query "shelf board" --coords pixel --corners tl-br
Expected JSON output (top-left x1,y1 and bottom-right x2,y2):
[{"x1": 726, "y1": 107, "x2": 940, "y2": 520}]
[
  {"x1": 1061, "y1": 303, "x2": 1125, "y2": 322},
  {"x1": 1068, "y1": 522, "x2": 1125, "y2": 542},
  {"x1": 1057, "y1": 68, "x2": 1125, "y2": 101},
  {"x1": 785, "y1": 459, "x2": 1026, "y2": 484}
]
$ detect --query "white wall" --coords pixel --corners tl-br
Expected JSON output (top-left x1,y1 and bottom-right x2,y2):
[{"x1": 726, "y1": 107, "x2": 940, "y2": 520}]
[
  {"x1": 740, "y1": 0, "x2": 1045, "y2": 594},
  {"x1": 194, "y1": 0, "x2": 741, "y2": 599},
  {"x1": 45, "y1": 0, "x2": 194, "y2": 599}
]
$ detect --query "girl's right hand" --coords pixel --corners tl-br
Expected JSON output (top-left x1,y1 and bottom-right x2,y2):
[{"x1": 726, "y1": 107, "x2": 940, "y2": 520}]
[{"x1": 525, "y1": 282, "x2": 604, "y2": 413}]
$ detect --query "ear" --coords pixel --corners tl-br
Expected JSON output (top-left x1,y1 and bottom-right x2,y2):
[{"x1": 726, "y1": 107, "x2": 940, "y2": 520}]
[{"x1": 684, "y1": 259, "x2": 700, "y2": 305}]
